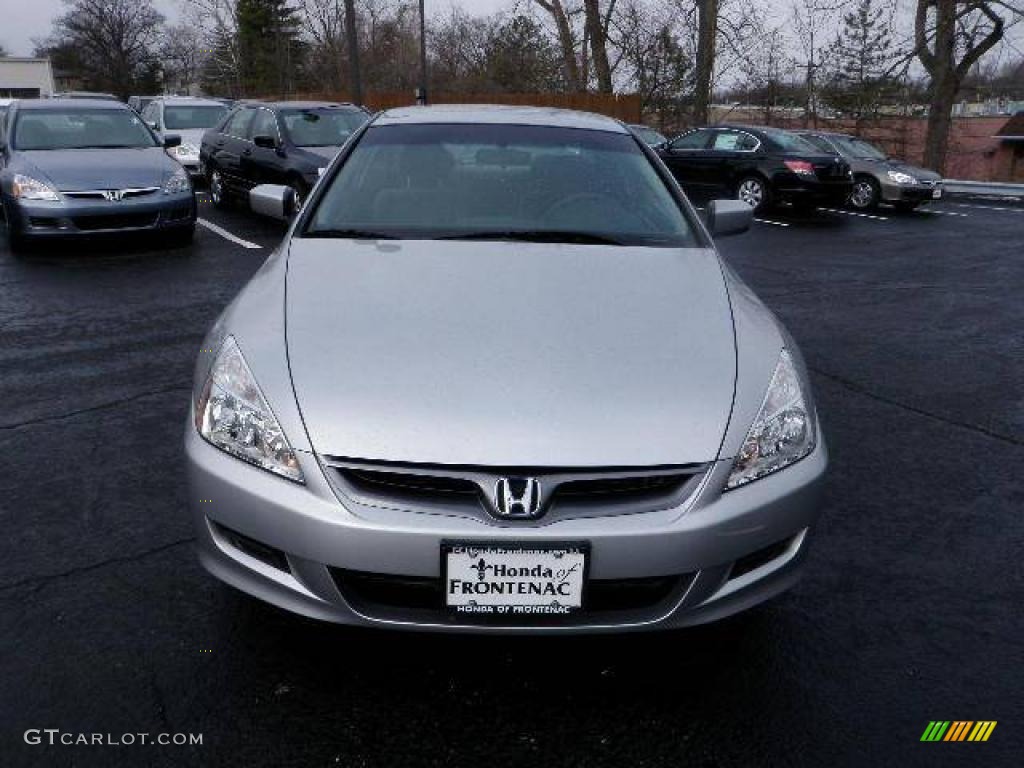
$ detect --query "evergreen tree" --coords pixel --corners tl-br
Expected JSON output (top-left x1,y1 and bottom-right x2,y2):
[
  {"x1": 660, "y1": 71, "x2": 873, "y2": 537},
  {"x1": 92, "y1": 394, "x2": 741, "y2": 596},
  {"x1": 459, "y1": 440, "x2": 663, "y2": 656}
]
[
  {"x1": 236, "y1": 0, "x2": 305, "y2": 96},
  {"x1": 824, "y1": 0, "x2": 899, "y2": 126}
]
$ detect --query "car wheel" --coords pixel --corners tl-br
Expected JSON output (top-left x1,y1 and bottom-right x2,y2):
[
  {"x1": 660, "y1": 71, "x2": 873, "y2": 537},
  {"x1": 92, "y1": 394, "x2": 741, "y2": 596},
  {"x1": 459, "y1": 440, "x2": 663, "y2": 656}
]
[
  {"x1": 849, "y1": 176, "x2": 880, "y2": 210},
  {"x1": 736, "y1": 176, "x2": 770, "y2": 212},
  {"x1": 3, "y1": 202, "x2": 28, "y2": 255},
  {"x1": 209, "y1": 169, "x2": 230, "y2": 209},
  {"x1": 168, "y1": 225, "x2": 195, "y2": 248}
]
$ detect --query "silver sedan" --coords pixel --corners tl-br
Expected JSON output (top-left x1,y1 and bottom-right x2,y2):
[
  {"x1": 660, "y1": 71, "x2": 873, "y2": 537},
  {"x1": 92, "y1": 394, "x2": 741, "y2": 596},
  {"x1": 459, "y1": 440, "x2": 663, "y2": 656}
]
[{"x1": 186, "y1": 105, "x2": 827, "y2": 632}]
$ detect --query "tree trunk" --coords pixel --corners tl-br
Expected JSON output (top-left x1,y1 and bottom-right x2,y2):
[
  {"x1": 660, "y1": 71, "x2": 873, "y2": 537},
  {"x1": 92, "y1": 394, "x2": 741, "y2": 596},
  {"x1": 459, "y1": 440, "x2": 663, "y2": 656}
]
[
  {"x1": 584, "y1": 0, "x2": 612, "y2": 93},
  {"x1": 694, "y1": 0, "x2": 718, "y2": 125},
  {"x1": 921, "y1": 0, "x2": 957, "y2": 171},
  {"x1": 535, "y1": 0, "x2": 582, "y2": 91},
  {"x1": 343, "y1": 0, "x2": 363, "y2": 106}
]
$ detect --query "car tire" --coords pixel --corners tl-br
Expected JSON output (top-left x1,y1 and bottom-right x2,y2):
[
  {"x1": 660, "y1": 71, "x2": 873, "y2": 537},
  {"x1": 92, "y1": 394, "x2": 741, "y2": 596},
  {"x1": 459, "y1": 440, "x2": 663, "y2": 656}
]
[
  {"x1": 209, "y1": 169, "x2": 231, "y2": 209},
  {"x1": 168, "y1": 225, "x2": 195, "y2": 248},
  {"x1": 736, "y1": 176, "x2": 771, "y2": 212},
  {"x1": 848, "y1": 176, "x2": 880, "y2": 210},
  {"x1": 3, "y1": 202, "x2": 29, "y2": 255}
]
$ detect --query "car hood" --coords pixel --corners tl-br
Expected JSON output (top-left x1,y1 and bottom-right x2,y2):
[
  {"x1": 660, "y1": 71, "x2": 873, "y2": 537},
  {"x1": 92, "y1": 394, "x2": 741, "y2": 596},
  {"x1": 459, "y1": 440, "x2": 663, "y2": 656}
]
[
  {"x1": 285, "y1": 239, "x2": 737, "y2": 467},
  {"x1": 887, "y1": 159, "x2": 941, "y2": 181},
  {"x1": 18, "y1": 148, "x2": 173, "y2": 191}
]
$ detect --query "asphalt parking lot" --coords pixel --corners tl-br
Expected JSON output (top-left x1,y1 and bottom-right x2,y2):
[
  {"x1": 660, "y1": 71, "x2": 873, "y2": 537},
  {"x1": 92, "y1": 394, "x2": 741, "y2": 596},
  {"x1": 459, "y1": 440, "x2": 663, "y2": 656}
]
[{"x1": 1, "y1": 192, "x2": 1022, "y2": 767}]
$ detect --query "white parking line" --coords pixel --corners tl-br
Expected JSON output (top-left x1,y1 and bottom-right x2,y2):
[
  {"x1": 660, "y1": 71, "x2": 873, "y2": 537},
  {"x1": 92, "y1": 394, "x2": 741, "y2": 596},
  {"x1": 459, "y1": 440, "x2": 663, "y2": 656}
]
[
  {"x1": 753, "y1": 218, "x2": 790, "y2": 227},
  {"x1": 950, "y1": 202, "x2": 1022, "y2": 213},
  {"x1": 197, "y1": 218, "x2": 263, "y2": 249},
  {"x1": 920, "y1": 209, "x2": 969, "y2": 217},
  {"x1": 816, "y1": 207, "x2": 889, "y2": 221}
]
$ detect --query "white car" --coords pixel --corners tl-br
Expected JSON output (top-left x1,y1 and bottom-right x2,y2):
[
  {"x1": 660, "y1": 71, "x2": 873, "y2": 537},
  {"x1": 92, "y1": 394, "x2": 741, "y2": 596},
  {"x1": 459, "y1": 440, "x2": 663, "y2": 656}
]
[{"x1": 142, "y1": 97, "x2": 229, "y2": 177}]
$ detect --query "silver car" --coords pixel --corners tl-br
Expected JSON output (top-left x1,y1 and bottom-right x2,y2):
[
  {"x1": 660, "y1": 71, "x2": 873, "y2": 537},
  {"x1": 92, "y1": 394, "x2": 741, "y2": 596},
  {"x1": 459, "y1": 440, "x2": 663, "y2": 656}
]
[
  {"x1": 186, "y1": 106, "x2": 827, "y2": 632},
  {"x1": 141, "y1": 97, "x2": 229, "y2": 178}
]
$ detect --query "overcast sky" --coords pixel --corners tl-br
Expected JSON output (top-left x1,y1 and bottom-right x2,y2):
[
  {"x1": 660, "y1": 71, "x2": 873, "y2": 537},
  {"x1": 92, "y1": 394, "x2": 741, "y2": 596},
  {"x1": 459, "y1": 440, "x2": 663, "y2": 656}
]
[{"x1": 0, "y1": 0, "x2": 512, "y2": 57}]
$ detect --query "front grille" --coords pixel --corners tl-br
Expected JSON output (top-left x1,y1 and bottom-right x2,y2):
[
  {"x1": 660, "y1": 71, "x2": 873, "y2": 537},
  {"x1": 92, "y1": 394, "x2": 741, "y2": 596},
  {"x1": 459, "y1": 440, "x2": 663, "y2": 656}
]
[
  {"x1": 72, "y1": 213, "x2": 159, "y2": 231},
  {"x1": 63, "y1": 187, "x2": 160, "y2": 200},
  {"x1": 162, "y1": 205, "x2": 193, "y2": 223},
  {"x1": 332, "y1": 568, "x2": 692, "y2": 626},
  {"x1": 326, "y1": 458, "x2": 709, "y2": 523}
]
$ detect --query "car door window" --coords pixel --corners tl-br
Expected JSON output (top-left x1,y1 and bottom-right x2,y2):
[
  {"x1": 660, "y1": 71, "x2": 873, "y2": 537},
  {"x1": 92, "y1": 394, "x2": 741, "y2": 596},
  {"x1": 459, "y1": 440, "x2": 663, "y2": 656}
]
[
  {"x1": 711, "y1": 130, "x2": 758, "y2": 151},
  {"x1": 249, "y1": 109, "x2": 278, "y2": 142},
  {"x1": 802, "y1": 134, "x2": 836, "y2": 154},
  {"x1": 670, "y1": 129, "x2": 713, "y2": 150},
  {"x1": 224, "y1": 108, "x2": 255, "y2": 139}
]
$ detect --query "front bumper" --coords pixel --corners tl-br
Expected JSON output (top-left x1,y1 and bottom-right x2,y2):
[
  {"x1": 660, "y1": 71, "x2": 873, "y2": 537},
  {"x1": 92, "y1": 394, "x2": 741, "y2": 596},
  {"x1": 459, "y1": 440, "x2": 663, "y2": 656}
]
[
  {"x1": 186, "y1": 417, "x2": 828, "y2": 633},
  {"x1": 880, "y1": 179, "x2": 943, "y2": 203},
  {"x1": 7, "y1": 191, "x2": 196, "y2": 239}
]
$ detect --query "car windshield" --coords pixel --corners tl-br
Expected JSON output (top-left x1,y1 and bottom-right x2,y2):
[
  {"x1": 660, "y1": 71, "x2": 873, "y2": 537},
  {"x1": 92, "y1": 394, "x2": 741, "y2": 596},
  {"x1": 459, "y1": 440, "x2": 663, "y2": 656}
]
[
  {"x1": 164, "y1": 105, "x2": 228, "y2": 130},
  {"x1": 830, "y1": 135, "x2": 888, "y2": 160},
  {"x1": 12, "y1": 108, "x2": 157, "y2": 150},
  {"x1": 304, "y1": 123, "x2": 697, "y2": 247},
  {"x1": 761, "y1": 129, "x2": 823, "y2": 154},
  {"x1": 282, "y1": 108, "x2": 368, "y2": 147}
]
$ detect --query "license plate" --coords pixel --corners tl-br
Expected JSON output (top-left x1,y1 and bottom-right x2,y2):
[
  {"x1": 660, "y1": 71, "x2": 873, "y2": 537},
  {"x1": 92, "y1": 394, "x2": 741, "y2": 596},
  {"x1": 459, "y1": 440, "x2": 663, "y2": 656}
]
[
  {"x1": 933, "y1": 189, "x2": 942, "y2": 199},
  {"x1": 443, "y1": 542, "x2": 587, "y2": 617}
]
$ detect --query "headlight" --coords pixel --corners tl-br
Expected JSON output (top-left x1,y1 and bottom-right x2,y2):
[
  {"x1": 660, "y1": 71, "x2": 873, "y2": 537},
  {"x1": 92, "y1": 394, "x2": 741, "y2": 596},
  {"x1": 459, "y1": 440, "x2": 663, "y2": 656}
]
[
  {"x1": 169, "y1": 143, "x2": 200, "y2": 158},
  {"x1": 887, "y1": 170, "x2": 917, "y2": 185},
  {"x1": 194, "y1": 336, "x2": 304, "y2": 483},
  {"x1": 726, "y1": 349, "x2": 815, "y2": 490},
  {"x1": 162, "y1": 168, "x2": 191, "y2": 194},
  {"x1": 12, "y1": 173, "x2": 60, "y2": 201}
]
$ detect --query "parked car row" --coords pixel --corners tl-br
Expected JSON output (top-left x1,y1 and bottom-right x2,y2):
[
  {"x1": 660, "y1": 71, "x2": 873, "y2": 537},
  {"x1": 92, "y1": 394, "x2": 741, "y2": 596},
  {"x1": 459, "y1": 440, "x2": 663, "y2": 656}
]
[{"x1": 635, "y1": 122, "x2": 943, "y2": 213}]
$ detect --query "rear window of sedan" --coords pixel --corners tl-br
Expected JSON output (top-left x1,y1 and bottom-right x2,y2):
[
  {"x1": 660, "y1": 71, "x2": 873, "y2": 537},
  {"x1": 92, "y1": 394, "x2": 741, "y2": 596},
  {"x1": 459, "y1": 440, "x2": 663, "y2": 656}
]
[
  {"x1": 12, "y1": 108, "x2": 157, "y2": 150},
  {"x1": 164, "y1": 105, "x2": 228, "y2": 130},
  {"x1": 304, "y1": 123, "x2": 697, "y2": 247}
]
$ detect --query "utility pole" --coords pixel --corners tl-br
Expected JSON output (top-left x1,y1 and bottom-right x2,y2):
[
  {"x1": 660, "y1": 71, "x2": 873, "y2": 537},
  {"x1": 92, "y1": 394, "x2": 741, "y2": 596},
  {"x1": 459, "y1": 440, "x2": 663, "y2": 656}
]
[
  {"x1": 417, "y1": 0, "x2": 428, "y2": 105},
  {"x1": 343, "y1": 0, "x2": 363, "y2": 106}
]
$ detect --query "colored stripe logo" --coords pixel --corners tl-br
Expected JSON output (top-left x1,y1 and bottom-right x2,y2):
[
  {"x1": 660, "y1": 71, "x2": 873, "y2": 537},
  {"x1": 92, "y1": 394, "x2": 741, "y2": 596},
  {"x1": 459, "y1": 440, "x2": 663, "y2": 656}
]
[{"x1": 921, "y1": 721, "x2": 997, "y2": 742}]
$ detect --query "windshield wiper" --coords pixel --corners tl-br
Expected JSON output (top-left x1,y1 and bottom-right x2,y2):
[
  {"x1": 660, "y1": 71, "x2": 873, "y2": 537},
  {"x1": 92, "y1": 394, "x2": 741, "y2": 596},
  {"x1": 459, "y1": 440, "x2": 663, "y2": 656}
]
[
  {"x1": 438, "y1": 230, "x2": 625, "y2": 245},
  {"x1": 303, "y1": 228, "x2": 399, "y2": 240}
]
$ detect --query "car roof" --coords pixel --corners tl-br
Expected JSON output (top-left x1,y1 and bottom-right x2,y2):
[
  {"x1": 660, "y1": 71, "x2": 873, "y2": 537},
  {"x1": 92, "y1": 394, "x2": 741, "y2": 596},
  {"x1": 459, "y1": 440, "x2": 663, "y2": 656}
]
[
  {"x1": 795, "y1": 129, "x2": 853, "y2": 139},
  {"x1": 374, "y1": 104, "x2": 629, "y2": 133},
  {"x1": 154, "y1": 96, "x2": 228, "y2": 107},
  {"x1": 16, "y1": 98, "x2": 130, "y2": 111},
  {"x1": 241, "y1": 101, "x2": 364, "y2": 111}
]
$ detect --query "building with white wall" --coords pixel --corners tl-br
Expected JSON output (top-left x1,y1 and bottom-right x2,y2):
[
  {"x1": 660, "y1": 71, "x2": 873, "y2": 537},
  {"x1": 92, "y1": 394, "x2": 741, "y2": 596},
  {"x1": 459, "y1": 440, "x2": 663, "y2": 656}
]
[{"x1": 0, "y1": 57, "x2": 55, "y2": 98}]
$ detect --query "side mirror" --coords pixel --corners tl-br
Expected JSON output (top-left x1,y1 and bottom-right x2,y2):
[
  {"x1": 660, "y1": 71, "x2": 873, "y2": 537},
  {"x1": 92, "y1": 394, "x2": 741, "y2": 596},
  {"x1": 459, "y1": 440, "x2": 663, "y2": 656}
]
[
  {"x1": 249, "y1": 183, "x2": 295, "y2": 220},
  {"x1": 705, "y1": 199, "x2": 752, "y2": 237},
  {"x1": 253, "y1": 134, "x2": 277, "y2": 150},
  {"x1": 163, "y1": 134, "x2": 182, "y2": 149}
]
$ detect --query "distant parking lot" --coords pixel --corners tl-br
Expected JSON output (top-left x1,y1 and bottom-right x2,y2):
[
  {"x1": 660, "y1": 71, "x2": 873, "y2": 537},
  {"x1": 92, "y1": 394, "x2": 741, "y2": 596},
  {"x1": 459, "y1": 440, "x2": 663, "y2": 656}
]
[{"x1": 2, "y1": 190, "x2": 1022, "y2": 766}]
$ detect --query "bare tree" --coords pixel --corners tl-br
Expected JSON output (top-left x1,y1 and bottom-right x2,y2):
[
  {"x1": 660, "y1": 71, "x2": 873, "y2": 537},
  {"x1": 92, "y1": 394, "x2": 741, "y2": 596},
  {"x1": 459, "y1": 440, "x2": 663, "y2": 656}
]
[
  {"x1": 693, "y1": 0, "x2": 718, "y2": 125},
  {"x1": 49, "y1": 0, "x2": 165, "y2": 98},
  {"x1": 914, "y1": 0, "x2": 1020, "y2": 171},
  {"x1": 162, "y1": 24, "x2": 206, "y2": 94},
  {"x1": 583, "y1": 0, "x2": 616, "y2": 92},
  {"x1": 532, "y1": 0, "x2": 585, "y2": 91}
]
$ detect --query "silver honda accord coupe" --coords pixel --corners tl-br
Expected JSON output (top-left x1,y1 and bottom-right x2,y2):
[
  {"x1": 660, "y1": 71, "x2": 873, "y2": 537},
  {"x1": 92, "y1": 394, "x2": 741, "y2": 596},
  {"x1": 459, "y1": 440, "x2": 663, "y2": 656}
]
[{"x1": 186, "y1": 105, "x2": 827, "y2": 632}]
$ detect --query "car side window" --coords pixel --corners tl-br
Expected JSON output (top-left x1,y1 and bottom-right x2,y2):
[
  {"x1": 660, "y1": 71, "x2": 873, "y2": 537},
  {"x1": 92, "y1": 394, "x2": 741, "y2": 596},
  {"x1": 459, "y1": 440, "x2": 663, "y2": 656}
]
[
  {"x1": 670, "y1": 129, "x2": 712, "y2": 150},
  {"x1": 249, "y1": 109, "x2": 277, "y2": 141},
  {"x1": 224, "y1": 108, "x2": 255, "y2": 139},
  {"x1": 803, "y1": 134, "x2": 836, "y2": 154}
]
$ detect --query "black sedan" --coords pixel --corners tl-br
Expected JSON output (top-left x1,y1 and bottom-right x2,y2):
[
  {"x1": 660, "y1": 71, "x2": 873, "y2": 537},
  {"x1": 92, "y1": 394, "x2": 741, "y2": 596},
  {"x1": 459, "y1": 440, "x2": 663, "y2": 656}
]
[
  {"x1": 200, "y1": 101, "x2": 370, "y2": 212},
  {"x1": 0, "y1": 99, "x2": 196, "y2": 252},
  {"x1": 656, "y1": 125, "x2": 853, "y2": 212}
]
